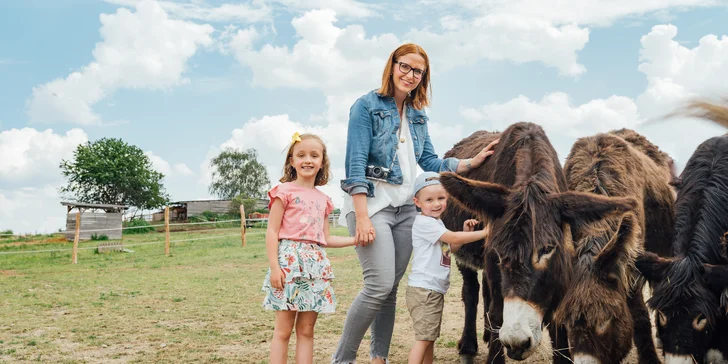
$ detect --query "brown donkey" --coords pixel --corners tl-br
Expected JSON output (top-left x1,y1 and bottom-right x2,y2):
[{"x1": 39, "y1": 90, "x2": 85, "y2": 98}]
[
  {"x1": 553, "y1": 129, "x2": 676, "y2": 364},
  {"x1": 439, "y1": 122, "x2": 638, "y2": 364}
]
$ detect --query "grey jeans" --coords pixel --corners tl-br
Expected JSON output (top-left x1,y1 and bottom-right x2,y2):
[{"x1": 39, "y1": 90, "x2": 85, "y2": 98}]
[{"x1": 331, "y1": 204, "x2": 416, "y2": 363}]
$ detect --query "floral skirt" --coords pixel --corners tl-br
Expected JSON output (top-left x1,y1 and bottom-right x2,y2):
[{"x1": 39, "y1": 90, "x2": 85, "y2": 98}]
[{"x1": 261, "y1": 239, "x2": 336, "y2": 313}]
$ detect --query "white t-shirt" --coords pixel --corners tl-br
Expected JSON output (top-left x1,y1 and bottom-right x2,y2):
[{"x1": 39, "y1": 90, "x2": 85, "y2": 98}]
[
  {"x1": 339, "y1": 114, "x2": 420, "y2": 225},
  {"x1": 408, "y1": 214, "x2": 451, "y2": 294}
]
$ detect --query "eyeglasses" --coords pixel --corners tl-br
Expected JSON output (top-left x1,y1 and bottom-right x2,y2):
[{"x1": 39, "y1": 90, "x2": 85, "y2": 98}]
[{"x1": 395, "y1": 61, "x2": 425, "y2": 79}]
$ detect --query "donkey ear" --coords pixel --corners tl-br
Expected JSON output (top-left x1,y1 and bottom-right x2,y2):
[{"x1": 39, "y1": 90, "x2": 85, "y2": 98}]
[
  {"x1": 635, "y1": 251, "x2": 673, "y2": 284},
  {"x1": 703, "y1": 264, "x2": 728, "y2": 291},
  {"x1": 550, "y1": 191, "x2": 638, "y2": 225},
  {"x1": 594, "y1": 213, "x2": 638, "y2": 278},
  {"x1": 439, "y1": 172, "x2": 509, "y2": 219}
]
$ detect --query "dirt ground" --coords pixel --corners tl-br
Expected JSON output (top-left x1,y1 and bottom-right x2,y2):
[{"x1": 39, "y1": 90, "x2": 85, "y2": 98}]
[{"x1": 0, "y1": 231, "x2": 657, "y2": 363}]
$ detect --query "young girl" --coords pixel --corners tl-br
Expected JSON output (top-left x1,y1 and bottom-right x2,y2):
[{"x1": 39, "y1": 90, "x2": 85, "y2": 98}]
[{"x1": 262, "y1": 132, "x2": 356, "y2": 364}]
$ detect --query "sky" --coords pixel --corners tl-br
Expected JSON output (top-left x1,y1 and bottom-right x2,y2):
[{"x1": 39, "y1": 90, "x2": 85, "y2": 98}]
[{"x1": 1, "y1": 0, "x2": 728, "y2": 235}]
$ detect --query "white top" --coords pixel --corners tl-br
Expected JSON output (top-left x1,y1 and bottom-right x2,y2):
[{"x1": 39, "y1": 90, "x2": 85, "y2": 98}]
[
  {"x1": 339, "y1": 113, "x2": 419, "y2": 225},
  {"x1": 407, "y1": 214, "x2": 451, "y2": 294}
]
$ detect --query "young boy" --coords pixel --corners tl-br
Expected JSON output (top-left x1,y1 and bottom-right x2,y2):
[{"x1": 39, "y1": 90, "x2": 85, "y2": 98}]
[{"x1": 406, "y1": 171, "x2": 490, "y2": 364}]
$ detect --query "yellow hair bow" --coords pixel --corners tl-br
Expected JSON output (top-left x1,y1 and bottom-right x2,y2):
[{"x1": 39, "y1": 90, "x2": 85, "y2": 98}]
[{"x1": 292, "y1": 132, "x2": 302, "y2": 143}]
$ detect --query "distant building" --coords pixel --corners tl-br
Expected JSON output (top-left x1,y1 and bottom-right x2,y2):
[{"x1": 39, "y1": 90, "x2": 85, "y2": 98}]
[
  {"x1": 61, "y1": 201, "x2": 129, "y2": 241},
  {"x1": 154, "y1": 199, "x2": 269, "y2": 221}
]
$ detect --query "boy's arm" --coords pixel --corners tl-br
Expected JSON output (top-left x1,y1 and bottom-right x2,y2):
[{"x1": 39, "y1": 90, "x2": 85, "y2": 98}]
[
  {"x1": 323, "y1": 218, "x2": 357, "y2": 248},
  {"x1": 439, "y1": 229, "x2": 488, "y2": 246}
]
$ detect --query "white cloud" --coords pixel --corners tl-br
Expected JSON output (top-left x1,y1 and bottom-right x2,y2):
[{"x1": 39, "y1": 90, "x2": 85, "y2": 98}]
[
  {"x1": 457, "y1": 24, "x2": 728, "y2": 170},
  {"x1": 461, "y1": 92, "x2": 640, "y2": 137},
  {"x1": 225, "y1": 9, "x2": 399, "y2": 93},
  {"x1": 26, "y1": 0, "x2": 214, "y2": 125},
  {"x1": 417, "y1": 0, "x2": 719, "y2": 27},
  {"x1": 0, "y1": 186, "x2": 67, "y2": 235},
  {"x1": 144, "y1": 151, "x2": 193, "y2": 177},
  {"x1": 273, "y1": 0, "x2": 376, "y2": 18},
  {"x1": 636, "y1": 24, "x2": 728, "y2": 119},
  {"x1": 106, "y1": 0, "x2": 272, "y2": 23},
  {"x1": 409, "y1": 15, "x2": 590, "y2": 76},
  {"x1": 0, "y1": 128, "x2": 88, "y2": 187}
]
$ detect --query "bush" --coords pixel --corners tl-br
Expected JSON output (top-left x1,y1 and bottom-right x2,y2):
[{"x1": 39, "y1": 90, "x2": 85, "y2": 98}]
[
  {"x1": 0, "y1": 229, "x2": 12, "y2": 239},
  {"x1": 91, "y1": 234, "x2": 109, "y2": 241},
  {"x1": 230, "y1": 195, "x2": 258, "y2": 217},
  {"x1": 123, "y1": 219, "x2": 155, "y2": 234}
]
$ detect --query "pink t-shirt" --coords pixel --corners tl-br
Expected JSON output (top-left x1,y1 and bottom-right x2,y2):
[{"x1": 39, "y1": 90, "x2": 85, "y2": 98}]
[{"x1": 268, "y1": 182, "x2": 335, "y2": 245}]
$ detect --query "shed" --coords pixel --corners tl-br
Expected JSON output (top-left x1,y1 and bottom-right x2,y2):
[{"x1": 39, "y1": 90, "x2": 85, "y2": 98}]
[
  {"x1": 61, "y1": 202, "x2": 129, "y2": 241},
  {"x1": 162, "y1": 199, "x2": 269, "y2": 221}
]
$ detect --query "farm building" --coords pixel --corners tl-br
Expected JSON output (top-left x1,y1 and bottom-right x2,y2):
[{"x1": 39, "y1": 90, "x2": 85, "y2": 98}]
[
  {"x1": 61, "y1": 201, "x2": 129, "y2": 241},
  {"x1": 154, "y1": 199, "x2": 270, "y2": 221}
]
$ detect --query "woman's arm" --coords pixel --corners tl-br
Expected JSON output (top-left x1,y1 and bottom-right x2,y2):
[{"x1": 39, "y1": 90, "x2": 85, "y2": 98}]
[
  {"x1": 454, "y1": 139, "x2": 500, "y2": 173},
  {"x1": 340, "y1": 98, "x2": 375, "y2": 197}
]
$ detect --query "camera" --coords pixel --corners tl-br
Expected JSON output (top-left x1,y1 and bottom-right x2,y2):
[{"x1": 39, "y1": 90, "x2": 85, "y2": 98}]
[{"x1": 366, "y1": 165, "x2": 391, "y2": 182}]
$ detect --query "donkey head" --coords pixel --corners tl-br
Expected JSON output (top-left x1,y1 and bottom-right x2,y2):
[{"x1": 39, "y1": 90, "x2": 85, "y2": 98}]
[
  {"x1": 440, "y1": 172, "x2": 638, "y2": 360},
  {"x1": 554, "y1": 213, "x2": 641, "y2": 363},
  {"x1": 636, "y1": 233, "x2": 728, "y2": 364}
]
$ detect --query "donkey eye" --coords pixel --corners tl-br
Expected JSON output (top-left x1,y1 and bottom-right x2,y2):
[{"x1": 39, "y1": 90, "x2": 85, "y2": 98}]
[
  {"x1": 692, "y1": 314, "x2": 707, "y2": 331},
  {"x1": 657, "y1": 311, "x2": 667, "y2": 327},
  {"x1": 539, "y1": 245, "x2": 555, "y2": 257}
]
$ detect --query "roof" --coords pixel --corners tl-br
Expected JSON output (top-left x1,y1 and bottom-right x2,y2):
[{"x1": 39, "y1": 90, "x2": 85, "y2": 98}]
[
  {"x1": 60, "y1": 201, "x2": 129, "y2": 210},
  {"x1": 169, "y1": 199, "x2": 230, "y2": 205}
]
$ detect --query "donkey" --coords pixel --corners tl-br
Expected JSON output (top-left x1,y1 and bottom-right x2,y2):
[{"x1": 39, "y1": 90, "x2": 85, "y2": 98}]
[
  {"x1": 553, "y1": 129, "x2": 676, "y2": 364},
  {"x1": 636, "y1": 99, "x2": 728, "y2": 364},
  {"x1": 439, "y1": 122, "x2": 638, "y2": 364}
]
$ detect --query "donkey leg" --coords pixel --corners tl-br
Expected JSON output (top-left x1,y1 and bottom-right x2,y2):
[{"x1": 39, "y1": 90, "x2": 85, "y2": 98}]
[
  {"x1": 456, "y1": 262, "x2": 480, "y2": 363},
  {"x1": 485, "y1": 301, "x2": 506, "y2": 364},
  {"x1": 549, "y1": 323, "x2": 572, "y2": 364},
  {"x1": 484, "y1": 255, "x2": 505, "y2": 364},
  {"x1": 481, "y1": 269, "x2": 492, "y2": 345},
  {"x1": 629, "y1": 287, "x2": 661, "y2": 364}
]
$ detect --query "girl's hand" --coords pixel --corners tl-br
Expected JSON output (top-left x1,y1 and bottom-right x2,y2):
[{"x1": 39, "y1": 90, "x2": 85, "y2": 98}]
[
  {"x1": 270, "y1": 267, "x2": 286, "y2": 290},
  {"x1": 355, "y1": 216, "x2": 376, "y2": 247},
  {"x1": 463, "y1": 219, "x2": 479, "y2": 232},
  {"x1": 469, "y1": 138, "x2": 500, "y2": 169}
]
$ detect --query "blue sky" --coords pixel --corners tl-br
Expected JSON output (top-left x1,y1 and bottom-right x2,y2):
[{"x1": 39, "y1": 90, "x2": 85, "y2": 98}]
[{"x1": 1, "y1": 0, "x2": 727, "y2": 234}]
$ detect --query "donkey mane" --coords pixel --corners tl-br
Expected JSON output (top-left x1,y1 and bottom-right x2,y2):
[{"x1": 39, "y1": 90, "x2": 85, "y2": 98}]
[
  {"x1": 649, "y1": 100, "x2": 728, "y2": 322},
  {"x1": 443, "y1": 123, "x2": 568, "y2": 262}
]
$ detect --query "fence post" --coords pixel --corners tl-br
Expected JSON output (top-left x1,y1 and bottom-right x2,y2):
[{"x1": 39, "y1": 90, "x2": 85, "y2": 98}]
[
  {"x1": 72, "y1": 211, "x2": 80, "y2": 264},
  {"x1": 164, "y1": 206, "x2": 170, "y2": 256},
  {"x1": 241, "y1": 205, "x2": 246, "y2": 247}
]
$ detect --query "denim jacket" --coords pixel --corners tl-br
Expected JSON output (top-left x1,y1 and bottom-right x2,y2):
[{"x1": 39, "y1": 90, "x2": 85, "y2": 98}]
[{"x1": 340, "y1": 89, "x2": 461, "y2": 197}]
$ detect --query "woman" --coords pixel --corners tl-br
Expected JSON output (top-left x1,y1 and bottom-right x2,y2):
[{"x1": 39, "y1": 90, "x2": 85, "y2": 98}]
[{"x1": 332, "y1": 43, "x2": 499, "y2": 363}]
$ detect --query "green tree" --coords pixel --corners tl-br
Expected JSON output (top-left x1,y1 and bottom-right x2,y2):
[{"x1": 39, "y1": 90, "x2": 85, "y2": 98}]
[
  {"x1": 208, "y1": 148, "x2": 270, "y2": 200},
  {"x1": 229, "y1": 195, "x2": 258, "y2": 217},
  {"x1": 59, "y1": 138, "x2": 169, "y2": 210}
]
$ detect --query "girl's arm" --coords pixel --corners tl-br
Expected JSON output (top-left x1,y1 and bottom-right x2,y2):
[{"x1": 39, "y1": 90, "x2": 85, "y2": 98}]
[
  {"x1": 266, "y1": 198, "x2": 286, "y2": 289},
  {"x1": 323, "y1": 218, "x2": 356, "y2": 248}
]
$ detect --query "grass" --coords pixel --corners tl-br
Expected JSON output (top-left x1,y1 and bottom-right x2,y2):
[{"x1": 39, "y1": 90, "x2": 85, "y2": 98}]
[{"x1": 0, "y1": 224, "x2": 646, "y2": 363}]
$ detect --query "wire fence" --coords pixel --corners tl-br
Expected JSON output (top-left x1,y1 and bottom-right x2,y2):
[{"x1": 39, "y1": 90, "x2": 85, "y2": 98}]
[{"x1": 0, "y1": 208, "x2": 345, "y2": 264}]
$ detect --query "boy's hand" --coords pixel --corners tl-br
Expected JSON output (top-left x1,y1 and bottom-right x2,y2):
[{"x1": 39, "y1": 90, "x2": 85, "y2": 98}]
[{"x1": 463, "y1": 219, "x2": 479, "y2": 232}]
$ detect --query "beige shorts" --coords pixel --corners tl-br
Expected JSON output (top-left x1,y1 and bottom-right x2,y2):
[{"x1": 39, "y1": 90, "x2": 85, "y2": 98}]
[{"x1": 406, "y1": 285, "x2": 445, "y2": 341}]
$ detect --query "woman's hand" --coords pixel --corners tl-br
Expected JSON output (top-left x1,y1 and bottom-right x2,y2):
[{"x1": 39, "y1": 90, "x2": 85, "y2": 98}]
[
  {"x1": 467, "y1": 138, "x2": 500, "y2": 170},
  {"x1": 270, "y1": 266, "x2": 286, "y2": 290},
  {"x1": 355, "y1": 215, "x2": 376, "y2": 247}
]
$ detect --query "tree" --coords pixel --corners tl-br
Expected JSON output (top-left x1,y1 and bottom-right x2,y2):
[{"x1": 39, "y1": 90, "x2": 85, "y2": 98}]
[
  {"x1": 208, "y1": 148, "x2": 270, "y2": 200},
  {"x1": 59, "y1": 138, "x2": 169, "y2": 211}
]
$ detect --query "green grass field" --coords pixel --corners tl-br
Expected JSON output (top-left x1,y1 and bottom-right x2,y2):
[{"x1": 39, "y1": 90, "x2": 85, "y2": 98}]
[{"x1": 0, "y1": 226, "x2": 644, "y2": 363}]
